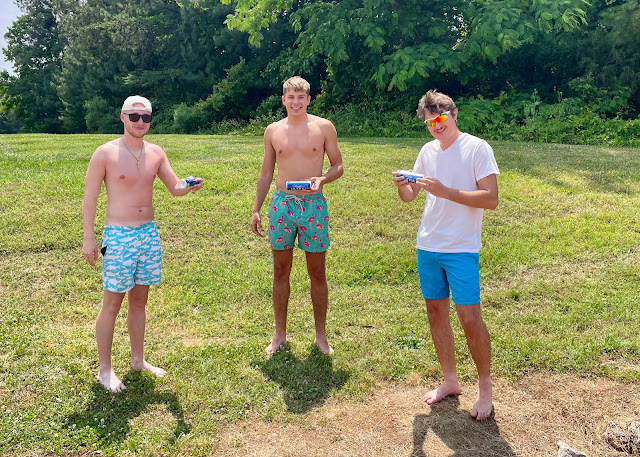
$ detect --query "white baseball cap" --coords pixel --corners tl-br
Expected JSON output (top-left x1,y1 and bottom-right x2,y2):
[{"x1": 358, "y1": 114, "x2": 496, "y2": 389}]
[{"x1": 121, "y1": 95, "x2": 152, "y2": 112}]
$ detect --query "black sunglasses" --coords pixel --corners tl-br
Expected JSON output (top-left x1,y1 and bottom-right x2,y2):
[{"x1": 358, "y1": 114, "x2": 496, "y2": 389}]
[{"x1": 126, "y1": 113, "x2": 152, "y2": 123}]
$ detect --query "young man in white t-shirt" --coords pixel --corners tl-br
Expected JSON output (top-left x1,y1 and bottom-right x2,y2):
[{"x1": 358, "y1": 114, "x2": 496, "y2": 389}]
[{"x1": 392, "y1": 90, "x2": 499, "y2": 420}]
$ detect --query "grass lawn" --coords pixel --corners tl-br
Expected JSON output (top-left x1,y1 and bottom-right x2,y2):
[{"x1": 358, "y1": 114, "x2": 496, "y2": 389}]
[{"x1": 0, "y1": 133, "x2": 639, "y2": 455}]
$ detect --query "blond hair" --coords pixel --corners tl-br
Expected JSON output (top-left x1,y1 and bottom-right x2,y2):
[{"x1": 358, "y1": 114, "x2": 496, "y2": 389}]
[
  {"x1": 416, "y1": 90, "x2": 456, "y2": 120},
  {"x1": 283, "y1": 76, "x2": 311, "y2": 95}
]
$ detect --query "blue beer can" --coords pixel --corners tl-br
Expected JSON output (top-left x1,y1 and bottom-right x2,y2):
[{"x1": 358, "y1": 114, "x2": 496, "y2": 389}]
[
  {"x1": 178, "y1": 176, "x2": 198, "y2": 189},
  {"x1": 286, "y1": 180, "x2": 312, "y2": 190},
  {"x1": 397, "y1": 170, "x2": 424, "y2": 183}
]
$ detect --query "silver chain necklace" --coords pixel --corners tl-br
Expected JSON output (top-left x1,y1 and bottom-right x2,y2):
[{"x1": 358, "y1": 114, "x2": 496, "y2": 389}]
[{"x1": 121, "y1": 138, "x2": 145, "y2": 169}]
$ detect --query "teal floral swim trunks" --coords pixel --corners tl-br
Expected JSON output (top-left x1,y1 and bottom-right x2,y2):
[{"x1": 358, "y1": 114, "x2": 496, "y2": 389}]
[
  {"x1": 268, "y1": 190, "x2": 330, "y2": 252},
  {"x1": 101, "y1": 221, "x2": 163, "y2": 293}
]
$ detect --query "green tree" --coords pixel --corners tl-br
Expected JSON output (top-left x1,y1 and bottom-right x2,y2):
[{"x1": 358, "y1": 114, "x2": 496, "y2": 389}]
[
  {"x1": 222, "y1": 0, "x2": 589, "y2": 99},
  {"x1": 0, "y1": 71, "x2": 21, "y2": 133},
  {"x1": 84, "y1": 96, "x2": 121, "y2": 133},
  {"x1": 54, "y1": 0, "x2": 278, "y2": 132},
  {"x1": 576, "y1": 0, "x2": 640, "y2": 115},
  {"x1": 6, "y1": 0, "x2": 635, "y2": 134},
  {"x1": 168, "y1": 0, "x2": 304, "y2": 132},
  {"x1": 56, "y1": 0, "x2": 194, "y2": 131},
  {"x1": 4, "y1": 0, "x2": 65, "y2": 132}
]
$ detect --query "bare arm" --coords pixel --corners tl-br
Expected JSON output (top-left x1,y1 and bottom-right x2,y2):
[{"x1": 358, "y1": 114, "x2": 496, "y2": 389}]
[
  {"x1": 82, "y1": 149, "x2": 106, "y2": 266},
  {"x1": 156, "y1": 145, "x2": 203, "y2": 196},
  {"x1": 309, "y1": 120, "x2": 343, "y2": 192},
  {"x1": 251, "y1": 126, "x2": 277, "y2": 237},
  {"x1": 420, "y1": 173, "x2": 499, "y2": 209}
]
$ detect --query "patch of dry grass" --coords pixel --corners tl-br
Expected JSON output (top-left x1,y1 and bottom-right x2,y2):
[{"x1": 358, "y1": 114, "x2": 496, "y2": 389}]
[{"x1": 214, "y1": 373, "x2": 640, "y2": 457}]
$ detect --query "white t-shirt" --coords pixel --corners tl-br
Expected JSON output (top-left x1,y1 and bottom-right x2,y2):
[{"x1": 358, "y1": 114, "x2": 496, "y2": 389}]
[{"x1": 413, "y1": 133, "x2": 499, "y2": 253}]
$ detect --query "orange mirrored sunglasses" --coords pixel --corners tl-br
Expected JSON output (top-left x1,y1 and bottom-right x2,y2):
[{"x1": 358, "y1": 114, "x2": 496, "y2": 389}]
[{"x1": 424, "y1": 111, "x2": 450, "y2": 127}]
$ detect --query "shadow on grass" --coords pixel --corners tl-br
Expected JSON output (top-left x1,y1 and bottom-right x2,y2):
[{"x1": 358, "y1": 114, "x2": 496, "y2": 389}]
[
  {"x1": 66, "y1": 371, "x2": 191, "y2": 447},
  {"x1": 254, "y1": 344, "x2": 350, "y2": 414},
  {"x1": 412, "y1": 396, "x2": 516, "y2": 457}
]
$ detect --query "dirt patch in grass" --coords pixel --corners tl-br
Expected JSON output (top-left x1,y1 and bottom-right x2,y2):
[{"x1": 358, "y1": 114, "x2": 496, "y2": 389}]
[
  {"x1": 601, "y1": 356, "x2": 640, "y2": 372},
  {"x1": 214, "y1": 372, "x2": 639, "y2": 456}
]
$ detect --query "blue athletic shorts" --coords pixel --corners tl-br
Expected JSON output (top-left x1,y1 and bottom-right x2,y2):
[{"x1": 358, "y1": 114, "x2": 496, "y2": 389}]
[
  {"x1": 101, "y1": 221, "x2": 162, "y2": 293},
  {"x1": 416, "y1": 250, "x2": 480, "y2": 305}
]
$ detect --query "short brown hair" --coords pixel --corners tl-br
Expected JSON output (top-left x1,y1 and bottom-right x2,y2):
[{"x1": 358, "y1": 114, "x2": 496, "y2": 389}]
[
  {"x1": 283, "y1": 76, "x2": 310, "y2": 96},
  {"x1": 416, "y1": 90, "x2": 456, "y2": 121}
]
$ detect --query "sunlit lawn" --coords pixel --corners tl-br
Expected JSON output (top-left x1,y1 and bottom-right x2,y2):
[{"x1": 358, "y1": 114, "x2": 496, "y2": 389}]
[{"x1": 1, "y1": 133, "x2": 639, "y2": 455}]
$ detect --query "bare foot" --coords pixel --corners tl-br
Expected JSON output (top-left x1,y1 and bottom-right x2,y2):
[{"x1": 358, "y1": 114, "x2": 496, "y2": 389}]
[
  {"x1": 314, "y1": 338, "x2": 334, "y2": 355},
  {"x1": 422, "y1": 380, "x2": 462, "y2": 405},
  {"x1": 131, "y1": 360, "x2": 166, "y2": 378},
  {"x1": 266, "y1": 337, "x2": 287, "y2": 355},
  {"x1": 96, "y1": 369, "x2": 126, "y2": 393},
  {"x1": 470, "y1": 381, "x2": 493, "y2": 420}
]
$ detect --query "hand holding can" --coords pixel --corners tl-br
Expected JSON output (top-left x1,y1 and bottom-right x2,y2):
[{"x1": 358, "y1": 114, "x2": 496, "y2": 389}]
[
  {"x1": 397, "y1": 170, "x2": 424, "y2": 183},
  {"x1": 178, "y1": 176, "x2": 199, "y2": 189}
]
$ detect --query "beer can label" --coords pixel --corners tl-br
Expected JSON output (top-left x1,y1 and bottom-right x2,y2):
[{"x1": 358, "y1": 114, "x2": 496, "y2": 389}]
[
  {"x1": 398, "y1": 170, "x2": 424, "y2": 183},
  {"x1": 286, "y1": 180, "x2": 311, "y2": 190},
  {"x1": 178, "y1": 177, "x2": 198, "y2": 188}
]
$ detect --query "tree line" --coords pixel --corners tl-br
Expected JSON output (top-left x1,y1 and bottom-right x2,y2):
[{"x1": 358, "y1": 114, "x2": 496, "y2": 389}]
[{"x1": 1, "y1": 0, "x2": 639, "y2": 142}]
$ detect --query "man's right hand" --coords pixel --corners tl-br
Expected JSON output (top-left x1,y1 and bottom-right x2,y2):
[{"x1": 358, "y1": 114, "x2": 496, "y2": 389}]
[
  {"x1": 251, "y1": 212, "x2": 264, "y2": 237},
  {"x1": 391, "y1": 171, "x2": 408, "y2": 188},
  {"x1": 82, "y1": 239, "x2": 99, "y2": 266}
]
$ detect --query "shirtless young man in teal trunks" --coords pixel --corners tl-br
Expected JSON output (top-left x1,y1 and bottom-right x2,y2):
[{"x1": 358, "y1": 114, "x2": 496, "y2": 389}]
[
  {"x1": 251, "y1": 76, "x2": 344, "y2": 355},
  {"x1": 82, "y1": 95, "x2": 203, "y2": 392}
]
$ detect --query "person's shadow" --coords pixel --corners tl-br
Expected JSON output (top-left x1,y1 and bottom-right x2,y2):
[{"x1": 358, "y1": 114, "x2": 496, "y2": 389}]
[
  {"x1": 254, "y1": 344, "x2": 350, "y2": 414},
  {"x1": 66, "y1": 371, "x2": 191, "y2": 447},
  {"x1": 412, "y1": 396, "x2": 516, "y2": 457}
]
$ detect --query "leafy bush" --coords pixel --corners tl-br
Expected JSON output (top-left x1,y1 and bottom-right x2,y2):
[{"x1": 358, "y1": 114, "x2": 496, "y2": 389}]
[
  {"x1": 254, "y1": 95, "x2": 285, "y2": 118},
  {"x1": 161, "y1": 86, "x2": 640, "y2": 147},
  {"x1": 568, "y1": 75, "x2": 633, "y2": 118},
  {"x1": 456, "y1": 88, "x2": 640, "y2": 146},
  {"x1": 0, "y1": 113, "x2": 20, "y2": 133},
  {"x1": 84, "y1": 97, "x2": 121, "y2": 133},
  {"x1": 172, "y1": 102, "x2": 206, "y2": 134},
  {"x1": 321, "y1": 103, "x2": 424, "y2": 138}
]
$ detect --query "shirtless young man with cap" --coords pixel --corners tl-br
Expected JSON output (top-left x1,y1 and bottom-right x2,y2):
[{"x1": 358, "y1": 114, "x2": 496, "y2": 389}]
[
  {"x1": 82, "y1": 95, "x2": 203, "y2": 392},
  {"x1": 251, "y1": 77, "x2": 344, "y2": 355}
]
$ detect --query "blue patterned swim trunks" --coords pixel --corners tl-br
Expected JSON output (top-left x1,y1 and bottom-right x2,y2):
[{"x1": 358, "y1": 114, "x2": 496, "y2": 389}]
[{"x1": 101, "y1": 221, "x2": 162, "y2": 293}]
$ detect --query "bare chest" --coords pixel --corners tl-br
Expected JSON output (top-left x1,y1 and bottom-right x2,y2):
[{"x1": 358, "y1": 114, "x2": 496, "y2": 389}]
[
  {"x1": 272, "y1": 128, "x2": 325, "y2": 161},
  {"x1": 104, "y1": 150, "x2": 160, "y2": 189}
]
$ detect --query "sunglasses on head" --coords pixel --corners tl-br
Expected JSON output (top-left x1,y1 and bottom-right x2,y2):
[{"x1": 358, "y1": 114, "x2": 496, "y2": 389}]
[
  {"x1": 424, "y1": 111, "x2": 450, "y2": 127},
  {"x1": 126, "y1": 113, "x2": 153, "y2": 123}
]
